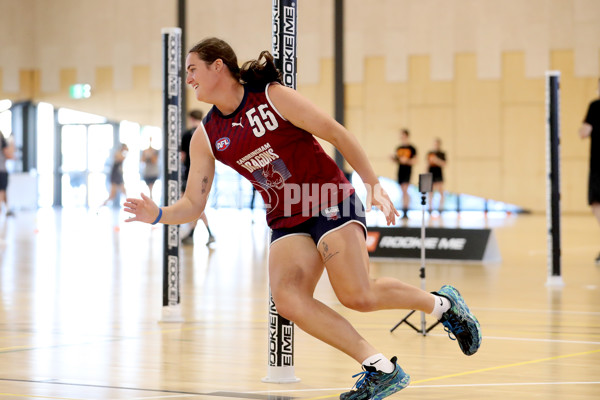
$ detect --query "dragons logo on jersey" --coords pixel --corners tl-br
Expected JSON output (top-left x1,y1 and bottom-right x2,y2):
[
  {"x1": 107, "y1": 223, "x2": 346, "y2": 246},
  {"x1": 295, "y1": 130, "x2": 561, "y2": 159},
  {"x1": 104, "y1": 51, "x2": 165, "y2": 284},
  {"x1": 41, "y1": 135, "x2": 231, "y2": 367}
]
[{"x1": 251, "y1": 159, "x2": 291, "y2": 190}]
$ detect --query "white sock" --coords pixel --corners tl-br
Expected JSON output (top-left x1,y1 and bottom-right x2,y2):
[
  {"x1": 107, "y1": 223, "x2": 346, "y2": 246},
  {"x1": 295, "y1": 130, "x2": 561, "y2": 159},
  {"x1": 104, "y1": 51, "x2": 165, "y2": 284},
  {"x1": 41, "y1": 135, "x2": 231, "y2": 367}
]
[
  {"x1": 362, "y1": 353, "x2": 394, "y2": 373},
  {"x1": 430, "y1": 294, "x2": 451, "y2": 320}
]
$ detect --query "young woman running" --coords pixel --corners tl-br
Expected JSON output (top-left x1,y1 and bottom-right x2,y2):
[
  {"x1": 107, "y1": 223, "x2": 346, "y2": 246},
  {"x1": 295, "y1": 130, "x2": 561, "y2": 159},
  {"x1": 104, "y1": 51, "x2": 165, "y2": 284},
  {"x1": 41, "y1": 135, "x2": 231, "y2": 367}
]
[{"x1": 124, "y1": 37, "x2": 481, "y2": 399}]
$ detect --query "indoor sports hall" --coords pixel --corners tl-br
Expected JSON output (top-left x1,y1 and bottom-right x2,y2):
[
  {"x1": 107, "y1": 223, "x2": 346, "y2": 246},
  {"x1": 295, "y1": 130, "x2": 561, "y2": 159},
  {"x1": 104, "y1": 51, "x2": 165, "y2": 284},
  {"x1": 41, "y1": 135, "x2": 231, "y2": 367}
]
[{"x1": 1, "y1": 1, "x2": 599, "y2": 399}]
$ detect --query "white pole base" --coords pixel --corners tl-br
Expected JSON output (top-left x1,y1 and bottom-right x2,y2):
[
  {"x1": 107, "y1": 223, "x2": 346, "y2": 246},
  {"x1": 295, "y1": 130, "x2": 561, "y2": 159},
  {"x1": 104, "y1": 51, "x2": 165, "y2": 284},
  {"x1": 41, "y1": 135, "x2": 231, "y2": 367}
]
[
  {"x1": 262, "y1": 366, "x2": 300, "y2": 383},
  {"x1": 545, "y1": 275, "x2": 565, "y2": 287},
  {"x1": 160, "y1": 305, "x2": 184, "y2": 322}
]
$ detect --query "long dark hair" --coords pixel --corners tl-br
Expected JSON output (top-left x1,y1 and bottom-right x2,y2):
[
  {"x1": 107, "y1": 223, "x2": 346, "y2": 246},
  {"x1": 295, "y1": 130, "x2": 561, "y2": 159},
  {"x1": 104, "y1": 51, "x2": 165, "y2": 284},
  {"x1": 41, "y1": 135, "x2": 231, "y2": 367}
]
[
  {"x1": 188, "y1": 38, "x2": 282, "y2": 87},
  {"x1": 240, "y1": 50, "x2": 282, "y2": 87}
]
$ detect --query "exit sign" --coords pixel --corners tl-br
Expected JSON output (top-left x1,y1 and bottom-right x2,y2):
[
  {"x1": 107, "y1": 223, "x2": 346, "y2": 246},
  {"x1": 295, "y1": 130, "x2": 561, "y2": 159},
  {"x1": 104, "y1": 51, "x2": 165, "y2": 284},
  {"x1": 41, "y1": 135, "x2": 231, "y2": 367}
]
[{"x1": 69, "y1": 84, "x2": 91, "y2": 99}]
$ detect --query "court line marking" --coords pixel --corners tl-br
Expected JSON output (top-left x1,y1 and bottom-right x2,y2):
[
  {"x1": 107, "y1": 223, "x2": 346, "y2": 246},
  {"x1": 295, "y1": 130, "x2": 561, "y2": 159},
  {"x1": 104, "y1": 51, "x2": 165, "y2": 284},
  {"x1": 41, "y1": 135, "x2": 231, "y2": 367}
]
[
  {"x1": 0, "y1": 379, "x2": 295, "y2": 400},
  {"x1": 414, "y1": 347, "x2": 600, "y2": 384},
  {"x1": 2, "y1": 328, "x2": 598, "y2": 357},
  {"x1": 473, "y1": 306, "x2": 600, "y2": 316},
  {"x1": 0, "y1": 394, "x2": 83, "y2": 400},
  {"x1": 426, "y1": 332, "x2": 600, "y2": 345},
  {"x1": 2, "y1": 349, "x2": 600, "y2": 399},
  {"x1": 295, "y1": 347, "x2": 600, "y2": 400},
  {"x1": 249, "y1": 380, "x2": 600, "y2": 394}
]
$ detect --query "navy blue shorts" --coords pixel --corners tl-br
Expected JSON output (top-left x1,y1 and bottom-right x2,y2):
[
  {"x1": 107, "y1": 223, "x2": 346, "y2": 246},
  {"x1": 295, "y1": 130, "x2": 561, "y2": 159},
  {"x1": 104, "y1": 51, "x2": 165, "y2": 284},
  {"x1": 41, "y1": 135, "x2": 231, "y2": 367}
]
[{"x1": 270, "y1": 192, "x2": 367, "y2": 248}]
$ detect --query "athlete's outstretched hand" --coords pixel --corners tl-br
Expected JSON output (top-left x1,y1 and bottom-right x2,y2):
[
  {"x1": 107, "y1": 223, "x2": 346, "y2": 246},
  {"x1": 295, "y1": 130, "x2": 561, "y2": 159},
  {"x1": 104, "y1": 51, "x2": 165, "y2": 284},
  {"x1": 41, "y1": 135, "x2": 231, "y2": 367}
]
[
  {"x1": 124, "y1": 193, "x2": 161, "y2": 224},
  {"x1": 366, "y1": 183, "x2": 399, "y2": 226}
]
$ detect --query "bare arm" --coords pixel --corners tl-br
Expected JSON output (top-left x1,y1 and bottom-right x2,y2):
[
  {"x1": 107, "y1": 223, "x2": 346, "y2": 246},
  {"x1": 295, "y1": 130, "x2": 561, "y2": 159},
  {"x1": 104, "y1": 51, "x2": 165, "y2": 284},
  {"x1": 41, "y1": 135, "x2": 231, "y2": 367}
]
[
  {"x1": 2, "y1": 140, "x2": 15, "y2": 159},
  {"x1": 124, "y1": 126, "x2": 215, "y2": 224},
  {"x1": 579, "y1": 122, "x2": 592, "y2": 139},
  {"x1": 267, "y1": 84, "x2": 399, "y2": 224}
]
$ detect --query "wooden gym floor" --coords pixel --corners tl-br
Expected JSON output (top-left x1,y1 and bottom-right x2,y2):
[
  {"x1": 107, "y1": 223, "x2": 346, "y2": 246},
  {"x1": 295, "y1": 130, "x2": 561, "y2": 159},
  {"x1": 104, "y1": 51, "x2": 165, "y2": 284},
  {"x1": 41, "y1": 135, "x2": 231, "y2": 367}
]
[{"x1": 0, "y1": 206, "x2": 599, "y2": 399}]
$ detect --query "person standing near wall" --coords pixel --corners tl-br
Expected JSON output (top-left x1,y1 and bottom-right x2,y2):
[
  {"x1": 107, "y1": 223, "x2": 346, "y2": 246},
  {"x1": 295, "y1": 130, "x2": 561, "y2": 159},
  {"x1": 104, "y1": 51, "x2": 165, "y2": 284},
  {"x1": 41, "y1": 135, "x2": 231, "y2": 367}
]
[
  {"x1": 0, "y1": 132, "x2": 15, "y2": 216},
  {"x1": 391, "y1": 128, "x2": 417, "y2": 219},
  {"x1": 579, "y1": 79, "x2": 600, "y2": 264},
  {"x1": 181, "y1": 109, "x2": 215, "y2": 245},
  {"x1": 426, "y1": 137, "x2": 447, "y2": 214}
]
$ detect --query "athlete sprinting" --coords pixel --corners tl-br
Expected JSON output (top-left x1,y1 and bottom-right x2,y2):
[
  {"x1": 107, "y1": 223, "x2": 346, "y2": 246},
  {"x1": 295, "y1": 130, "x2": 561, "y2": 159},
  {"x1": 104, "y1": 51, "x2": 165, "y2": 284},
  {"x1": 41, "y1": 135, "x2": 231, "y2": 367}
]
[{"x1": 124, "y1": 37, "x2": 481, "y2": 399}]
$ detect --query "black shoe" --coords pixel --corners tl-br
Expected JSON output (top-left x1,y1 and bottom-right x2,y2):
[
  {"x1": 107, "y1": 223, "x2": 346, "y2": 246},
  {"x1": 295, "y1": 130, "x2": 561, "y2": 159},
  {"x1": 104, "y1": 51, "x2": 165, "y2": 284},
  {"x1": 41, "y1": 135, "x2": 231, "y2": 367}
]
[{"x1": 595, "y1": 253, "x2": 600, "y2": 265}]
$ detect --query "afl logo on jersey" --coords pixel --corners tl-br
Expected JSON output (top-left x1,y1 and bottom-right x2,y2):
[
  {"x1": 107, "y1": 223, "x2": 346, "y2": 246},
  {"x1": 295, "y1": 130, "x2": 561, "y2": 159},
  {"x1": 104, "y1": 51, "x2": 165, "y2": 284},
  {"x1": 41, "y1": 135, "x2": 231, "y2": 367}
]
[{"x1": 216, "y1": 137, "x2": 231, "y2": 151}]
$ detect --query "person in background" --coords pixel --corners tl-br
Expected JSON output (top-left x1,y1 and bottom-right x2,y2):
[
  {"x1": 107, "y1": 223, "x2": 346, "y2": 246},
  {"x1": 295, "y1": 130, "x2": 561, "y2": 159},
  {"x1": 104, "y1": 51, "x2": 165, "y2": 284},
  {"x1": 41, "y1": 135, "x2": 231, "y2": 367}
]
[
  {"x1": 391, "y1": 128, "x2": 417, "y2": 219},
  {"x1": 0, "y1": 132, "x2": 15, "y2": 216},
  {"x1": 579, "y1": 78, "x2": 600, "y2": 264},
  {"x1": 181, "y1": 109, "x2": 215, "y2": 245},
  {"x1": 102, "y1": 143, "x2": 128, "y2": 207},
  {"x1": 426, "y1": 137, "x2": 447, "y2": 214},
  {"x1": 141, "y1": 137, "x2": 160, "y2": 200}
]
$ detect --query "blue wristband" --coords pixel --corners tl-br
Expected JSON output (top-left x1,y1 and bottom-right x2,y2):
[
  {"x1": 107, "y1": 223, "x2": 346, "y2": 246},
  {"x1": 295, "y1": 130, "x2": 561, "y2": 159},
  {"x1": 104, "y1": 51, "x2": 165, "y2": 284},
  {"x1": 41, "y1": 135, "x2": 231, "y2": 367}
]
[{"x1": 151, "y1": 208, "x2": 163, "y2": 225}]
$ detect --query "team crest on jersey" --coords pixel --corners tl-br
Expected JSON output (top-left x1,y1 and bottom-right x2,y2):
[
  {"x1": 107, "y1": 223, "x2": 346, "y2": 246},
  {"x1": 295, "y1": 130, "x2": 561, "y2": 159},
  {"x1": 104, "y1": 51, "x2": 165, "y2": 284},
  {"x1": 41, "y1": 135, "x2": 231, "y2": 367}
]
[
  {"x1": 216, "y1": 137, "x2": 231, "y2": 151},
  {"x1": 251, "y1": 159, "x2": 291, "y2": 190}
]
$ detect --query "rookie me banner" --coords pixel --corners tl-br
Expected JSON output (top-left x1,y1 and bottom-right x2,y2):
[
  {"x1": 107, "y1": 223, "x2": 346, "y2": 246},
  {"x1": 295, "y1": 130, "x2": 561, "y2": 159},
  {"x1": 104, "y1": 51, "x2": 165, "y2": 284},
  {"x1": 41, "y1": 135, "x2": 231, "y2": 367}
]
[{"x1": 366, "y1": 227, "x2": 501, "y2": 262}]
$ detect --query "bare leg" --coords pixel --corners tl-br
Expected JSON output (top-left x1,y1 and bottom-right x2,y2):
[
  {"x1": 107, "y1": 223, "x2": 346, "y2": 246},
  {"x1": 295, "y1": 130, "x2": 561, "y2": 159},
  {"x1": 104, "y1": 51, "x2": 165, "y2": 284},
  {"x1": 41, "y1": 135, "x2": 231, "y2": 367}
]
[
  {"x1": 432, "y1": 182, "x2": 444, "y2": 212},
  {"x1": 427, "y1": 191, "x2": 433, "y2": 212},
  {"x1": 0, "y1": 190, "x2": 6, "y2": 210},
  {"x1": 103, "y1": 184, "x2": 118, "y2": 206},
  {"x1": 401, "y1": 183, "x2": 410, "y2": 216},
  {"x1": 269, "y1": 224, "x2": 435, "y2": 363},
  {"x1": 199, "y1": 212, "x2": 209, "y2": 227},
  {"x1": 592, "y1": 203, "x2": 600, "y2": 226},
  {"x1": 147, "y1": 182, "x2": 154, "y2": 200}
]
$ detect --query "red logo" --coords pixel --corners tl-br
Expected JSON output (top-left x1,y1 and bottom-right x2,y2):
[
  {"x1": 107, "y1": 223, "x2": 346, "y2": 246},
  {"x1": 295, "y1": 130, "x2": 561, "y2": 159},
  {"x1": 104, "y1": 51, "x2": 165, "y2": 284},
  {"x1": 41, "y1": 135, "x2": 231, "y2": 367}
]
[
  {"x1": 366, "y1": 231, "x2": 380, "y2": 253},
  {"x1": 216, "y1": 137, "x2": 231, "y2": 151}
]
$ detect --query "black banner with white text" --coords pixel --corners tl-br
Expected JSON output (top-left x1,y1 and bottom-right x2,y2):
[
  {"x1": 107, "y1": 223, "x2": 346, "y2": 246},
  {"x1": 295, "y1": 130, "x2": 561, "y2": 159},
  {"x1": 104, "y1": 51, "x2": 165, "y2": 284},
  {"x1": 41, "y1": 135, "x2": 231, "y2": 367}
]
[{"x1": 366, "y1": 227, "x2": 500, "y2": 262}]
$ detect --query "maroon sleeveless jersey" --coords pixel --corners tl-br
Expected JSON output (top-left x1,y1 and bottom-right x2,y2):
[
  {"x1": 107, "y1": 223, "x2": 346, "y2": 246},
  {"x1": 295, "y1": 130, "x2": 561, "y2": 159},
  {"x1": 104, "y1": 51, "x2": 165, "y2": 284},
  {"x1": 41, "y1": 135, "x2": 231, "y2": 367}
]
[{"x1": 201, "y1": 83, "x2": 353, "y2": 229}]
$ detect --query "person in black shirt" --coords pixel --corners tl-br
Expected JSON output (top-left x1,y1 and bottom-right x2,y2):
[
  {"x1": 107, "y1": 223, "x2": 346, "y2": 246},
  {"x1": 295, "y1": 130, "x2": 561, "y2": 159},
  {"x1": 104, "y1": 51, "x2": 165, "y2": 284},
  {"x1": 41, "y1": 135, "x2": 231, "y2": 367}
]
[
  {"x1": 426, "y1": 138, "x2": 447, "y2": 214},
  {"x1": 392, "y1": 128, "x2": 417, "y2": 218},
  {"x1": 579, "y1": 79, "x2": 600, "y2": 264},
  {"x1": 181, "y1": 109, "x2": 215, "y2": 245}
]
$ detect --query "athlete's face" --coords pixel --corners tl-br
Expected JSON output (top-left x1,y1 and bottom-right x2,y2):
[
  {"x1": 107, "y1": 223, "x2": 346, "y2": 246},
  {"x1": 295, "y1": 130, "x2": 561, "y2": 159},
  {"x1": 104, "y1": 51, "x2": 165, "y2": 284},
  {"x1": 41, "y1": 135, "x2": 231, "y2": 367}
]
[{"x1": 185, "y1": 52, "x2": 218, "y2": 102}]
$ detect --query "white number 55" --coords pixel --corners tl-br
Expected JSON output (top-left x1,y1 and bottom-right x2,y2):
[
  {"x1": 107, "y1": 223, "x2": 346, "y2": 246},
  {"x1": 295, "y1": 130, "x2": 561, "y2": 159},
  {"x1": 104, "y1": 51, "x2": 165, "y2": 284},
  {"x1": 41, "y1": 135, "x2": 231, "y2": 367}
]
[{"x1": 246, "y1": 104, "x2": 279, "y2": 137}]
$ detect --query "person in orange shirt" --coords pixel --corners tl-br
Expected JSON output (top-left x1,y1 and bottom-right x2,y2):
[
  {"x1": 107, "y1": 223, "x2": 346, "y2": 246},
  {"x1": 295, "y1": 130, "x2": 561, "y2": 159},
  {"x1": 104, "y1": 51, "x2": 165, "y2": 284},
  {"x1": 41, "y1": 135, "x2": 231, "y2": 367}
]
[
  {"x1": 426, "y1": 137, "x2": 447, "y2": 213},
  {"x1": 391, "y1": 128, "x2": 417, "y2": 218}
]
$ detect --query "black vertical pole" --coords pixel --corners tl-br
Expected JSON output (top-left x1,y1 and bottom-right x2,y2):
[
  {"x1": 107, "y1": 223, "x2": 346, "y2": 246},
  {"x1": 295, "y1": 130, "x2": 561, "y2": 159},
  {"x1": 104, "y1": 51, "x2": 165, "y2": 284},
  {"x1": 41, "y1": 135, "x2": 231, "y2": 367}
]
[
  {"x1": 334, "y1": 0, "x2": 345, "y2": 171},
  {"x1": 177, "y1": 0, "x2": 187, "y2": 123},
  {"x1": 161, "y1": 28, "x2": 183, "y2": 319},
  {"x1": 263, "y1": 0, "x2": 299, "y2": 384},
  {"x1": 545, "y1": 71, "x2": 563, "y2": 286}
]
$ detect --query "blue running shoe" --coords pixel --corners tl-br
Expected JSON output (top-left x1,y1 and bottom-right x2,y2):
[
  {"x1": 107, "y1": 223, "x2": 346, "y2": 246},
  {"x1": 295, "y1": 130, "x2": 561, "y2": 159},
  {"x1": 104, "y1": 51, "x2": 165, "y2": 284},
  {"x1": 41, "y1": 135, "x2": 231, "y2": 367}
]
[
  {"x1": 340, "y1": 356, "x2": 410, "y2": 400},
  {"x1": 433, "y1": 285, "x2": 482, "y2": 356}
]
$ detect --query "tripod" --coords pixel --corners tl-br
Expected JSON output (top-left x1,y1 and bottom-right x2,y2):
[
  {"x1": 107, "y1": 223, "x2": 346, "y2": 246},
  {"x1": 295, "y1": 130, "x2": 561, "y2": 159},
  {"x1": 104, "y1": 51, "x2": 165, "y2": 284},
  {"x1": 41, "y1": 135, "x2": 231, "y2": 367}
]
[{"x1": 390, "y1": 173, "x2": 440, "y2": 336}]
